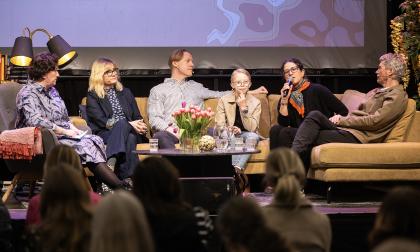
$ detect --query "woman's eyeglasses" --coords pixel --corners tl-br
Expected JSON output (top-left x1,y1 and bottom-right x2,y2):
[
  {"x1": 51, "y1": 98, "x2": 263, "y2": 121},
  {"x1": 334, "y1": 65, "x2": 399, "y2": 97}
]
[
  {"x1": 283, "y1": 66, "x2": 299, "y2": 75},
  {"x1": 104, "y1": 68, "x2": 119, "y2": 77}
]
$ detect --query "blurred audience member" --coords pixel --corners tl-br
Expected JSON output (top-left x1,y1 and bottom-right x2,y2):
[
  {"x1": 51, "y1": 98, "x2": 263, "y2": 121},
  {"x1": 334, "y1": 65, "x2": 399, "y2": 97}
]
[
  {"x1": 369, "y1": 186, "x2": 420, "y2": 249},
  {"x1": 132, "y1": 157, "x2": 213, "y2": 252},
  {"x1": 90, "y1": 190, "x2": 154, "y2": 252},
  {"x1": 30, "y1": 164, "x2": 92, "y2": 252},
  {"x1": 26, "y1": 145, "x2": 100, "y2": 228},
  {"x1": 217, "y1": 196, "x2": 292, "y2": 252},
  {"x1": 263, "y1": 148, "x2": 331, "y2": 252},
  {"x1": 371, "y1": 238, "x2": 420, "y2": 252},
  {"x1": 0, "y1": 200, "x2": 12, "y2": 252}
]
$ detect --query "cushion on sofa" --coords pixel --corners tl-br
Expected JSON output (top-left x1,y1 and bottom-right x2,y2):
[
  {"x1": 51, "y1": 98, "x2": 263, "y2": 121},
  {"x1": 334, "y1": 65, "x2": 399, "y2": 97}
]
[
  {"x1": 268, "y1": 94, "x2": 281, "y2": 127},
  {"x1": 384, "y1": 99, "x2": 416, "y2": 143},
  {"x1": 311, "y1": 142, "x2": 420, "y2": 168},
  {"x1": 340, "y1": 89, "x2": 366, "y2": 112},
  {"x1": 407, "y1": 111, "x2": 420, "y2": 142}
]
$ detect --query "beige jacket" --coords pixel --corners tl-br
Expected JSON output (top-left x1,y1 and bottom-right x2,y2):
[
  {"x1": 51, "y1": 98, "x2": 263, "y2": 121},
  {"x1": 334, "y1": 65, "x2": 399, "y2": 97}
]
[
  {"x1": 263, "y1": 197, "x2": 332, "y2": 252},
  {"x1": 338, "y1": 85, "x2": 408, "y2": 143},
  {"x1": 215, "y1": 92, "x2": 261, "y2": 132}
]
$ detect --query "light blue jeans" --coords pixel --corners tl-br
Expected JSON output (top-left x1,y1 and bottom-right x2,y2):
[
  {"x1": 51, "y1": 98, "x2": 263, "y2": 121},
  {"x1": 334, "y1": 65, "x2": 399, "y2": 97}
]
[{"x1": 232, "y1": 131, "x2": 260, "y2": 170}]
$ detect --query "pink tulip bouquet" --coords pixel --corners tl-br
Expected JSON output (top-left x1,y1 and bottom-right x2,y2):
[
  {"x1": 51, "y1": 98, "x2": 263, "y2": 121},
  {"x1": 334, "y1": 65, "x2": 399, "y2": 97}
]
[{"x1": 172, "y1": 101, "x2": 214, "y2": 141}]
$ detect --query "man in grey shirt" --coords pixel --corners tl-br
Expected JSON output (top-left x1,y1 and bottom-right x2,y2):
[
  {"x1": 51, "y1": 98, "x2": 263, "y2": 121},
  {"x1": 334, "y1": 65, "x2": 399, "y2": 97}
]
[{"x1": 148, "y1": 49, "x2": 267, "y2": 148}]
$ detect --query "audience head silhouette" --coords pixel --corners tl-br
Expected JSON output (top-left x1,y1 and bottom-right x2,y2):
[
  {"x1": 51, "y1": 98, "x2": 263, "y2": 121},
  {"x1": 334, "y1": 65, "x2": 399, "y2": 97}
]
[
  {"x1": 90, "y1": 190, "x2": 154, "y2": 252},
  {"x1": 43, "y1": 144, "x2": 90, "y2": 190},
  {"x1": 38, "y1": 163, "x2": 92, "y2": 252},
  {"x1": 369, "y1": 186, "x2": 420, "y2": 249},
  {"x1": 265, "y1": 147, "x2": 306, "y2": 206},
  {"x1": 217, "y1": 197, "x2": 291, "y2": 252},
  {"x1": 133, "y1": 156, "x2": 186, "y2": 215}
]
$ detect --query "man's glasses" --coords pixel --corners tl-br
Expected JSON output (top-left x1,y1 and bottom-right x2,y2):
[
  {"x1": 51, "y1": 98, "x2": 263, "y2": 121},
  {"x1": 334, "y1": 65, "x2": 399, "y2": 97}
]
[
  {"x1": 104, "y1": 68, "x2": 119, "y2": 77},
  {"x1": 232, "y1": 80, "x2": 250, "y2": 86},
  {"x1": 283, "y1": 66, "x2": 299, "y2": 75}
]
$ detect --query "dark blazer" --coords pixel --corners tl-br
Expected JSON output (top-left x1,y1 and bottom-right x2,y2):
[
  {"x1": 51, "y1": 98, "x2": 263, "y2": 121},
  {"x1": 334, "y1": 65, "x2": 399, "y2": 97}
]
[{"x1": 86, "y1": 87, "x2": 142, "y2": 134}]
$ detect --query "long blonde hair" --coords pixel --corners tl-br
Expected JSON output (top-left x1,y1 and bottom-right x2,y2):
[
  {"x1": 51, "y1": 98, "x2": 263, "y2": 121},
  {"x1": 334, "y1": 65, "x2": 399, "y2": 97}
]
[
  {"x1": 264, "y1": 148, "x2": 306, "y2": 206},
  {"x1": 88, "y1": 58, "x2": 123, "y2": 98}
]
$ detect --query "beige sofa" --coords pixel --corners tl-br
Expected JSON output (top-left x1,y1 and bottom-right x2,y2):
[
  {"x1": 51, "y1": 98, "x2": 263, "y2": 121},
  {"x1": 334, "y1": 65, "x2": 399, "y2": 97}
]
[
  {"x1": 73, "y1": 94, "x2": 271, "y2": 175},
  {"x1": 73, "y1": 91, "x2": 420, "y2": 192}
]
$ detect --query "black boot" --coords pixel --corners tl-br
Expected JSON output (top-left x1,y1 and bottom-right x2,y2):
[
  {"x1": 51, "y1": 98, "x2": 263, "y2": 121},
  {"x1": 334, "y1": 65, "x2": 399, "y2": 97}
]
[{"x1": 88, "y1": 163, "x2": 123, "y2": 189}]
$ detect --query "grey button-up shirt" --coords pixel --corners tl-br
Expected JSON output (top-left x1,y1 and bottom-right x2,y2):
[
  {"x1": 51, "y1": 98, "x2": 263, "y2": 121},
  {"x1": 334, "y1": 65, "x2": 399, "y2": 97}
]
[{"x1": 148, "y1": 78, "x2": 230, "y2": 131}]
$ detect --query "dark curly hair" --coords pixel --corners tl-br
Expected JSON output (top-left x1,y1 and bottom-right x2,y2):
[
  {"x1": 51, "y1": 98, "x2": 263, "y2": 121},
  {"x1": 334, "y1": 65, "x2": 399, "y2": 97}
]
[
  {"x1": 28, "y1": 52, "x2": 58, "y2": 81},
  {"x1": 280, "y1": 58, "x2": 305, "y2": 75}
]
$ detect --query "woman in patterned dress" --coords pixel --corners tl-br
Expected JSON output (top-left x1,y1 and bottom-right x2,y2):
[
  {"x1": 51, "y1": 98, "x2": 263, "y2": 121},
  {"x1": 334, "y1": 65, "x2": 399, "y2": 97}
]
[
  {"x1": 15, "y1": 52, "x2": 126, "y2": 190},
  {"x1": 86, "y1": 58, "x2": 148, "y2": 180}
]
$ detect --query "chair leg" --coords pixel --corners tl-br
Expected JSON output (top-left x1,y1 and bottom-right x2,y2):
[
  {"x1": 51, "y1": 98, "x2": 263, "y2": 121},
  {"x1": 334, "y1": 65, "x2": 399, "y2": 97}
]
[
  {"x1": 83, "y1": 168, "x2": 93, "y2": 191},
  {"x1": 327, "y1": 184, "x2": 333, "y2": 204},
  {"x1": 28, "y1": 181, "x2": 37, "y2": 198},
  {"x1": 2, "y1": 173, "x2": 21, "y2": 203}
]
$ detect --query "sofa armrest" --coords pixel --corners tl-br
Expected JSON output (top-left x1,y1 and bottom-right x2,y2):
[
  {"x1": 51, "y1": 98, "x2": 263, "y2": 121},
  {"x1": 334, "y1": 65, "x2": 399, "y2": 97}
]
[
  {"x1": 311, "y1": 142, "x2": 420, "y2": 168},
  {"x1": 69, "y1": 116, "x2": 92, "y2": 134}
]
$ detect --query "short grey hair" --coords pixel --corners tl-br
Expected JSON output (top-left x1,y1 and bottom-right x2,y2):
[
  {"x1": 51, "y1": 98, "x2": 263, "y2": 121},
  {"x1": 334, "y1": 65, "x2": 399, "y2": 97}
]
[{"x1": 379, "y1": 53, "x2": 406, "y2": 82}]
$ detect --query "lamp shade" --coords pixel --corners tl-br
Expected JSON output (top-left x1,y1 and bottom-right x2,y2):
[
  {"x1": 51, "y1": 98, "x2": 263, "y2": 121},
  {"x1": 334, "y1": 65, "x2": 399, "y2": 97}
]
[
  {"x1": 10, "y1": 36, "x2": 33, "y2": 66},
  {"x1": 47, "y1": 35, "x2": 77, "y2": 67}
]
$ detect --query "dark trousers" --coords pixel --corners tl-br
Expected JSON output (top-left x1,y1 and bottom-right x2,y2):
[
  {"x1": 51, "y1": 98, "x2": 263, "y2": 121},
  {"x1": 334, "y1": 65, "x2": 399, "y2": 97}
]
[
  {"x1": 269, "y1": 125, "x2": 298, "y2": 150},
  {"x1": 291, "y1": 111, "x2": 360, "y2": 168},
  {"x1": 98, "y1": 120, "x2": 142, "y2": 179},
  {"x1": 153, "y1": 130, "x2": 178, "y2": 149}
]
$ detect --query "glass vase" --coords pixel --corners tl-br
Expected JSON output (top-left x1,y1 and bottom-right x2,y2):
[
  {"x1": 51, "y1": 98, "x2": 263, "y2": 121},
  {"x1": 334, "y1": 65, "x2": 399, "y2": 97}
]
[{"x1": 180, "y1": 131, "x2": 201, "y2": 152}]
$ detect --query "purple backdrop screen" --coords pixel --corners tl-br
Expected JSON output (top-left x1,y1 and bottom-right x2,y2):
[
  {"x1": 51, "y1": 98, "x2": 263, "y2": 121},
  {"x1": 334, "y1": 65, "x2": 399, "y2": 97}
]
[
  {"x1": 1, "y1": 0, "x2": 363, "y2": 47},
  {"x1": 0, "y1": 0, "x2": 385, "y2": 69}
]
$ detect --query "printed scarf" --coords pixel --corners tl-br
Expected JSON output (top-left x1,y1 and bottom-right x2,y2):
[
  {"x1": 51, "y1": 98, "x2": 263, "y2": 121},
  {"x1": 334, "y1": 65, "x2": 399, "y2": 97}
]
[{"x1": 289, "y1": 80, "x2": 310, "y2": 117}]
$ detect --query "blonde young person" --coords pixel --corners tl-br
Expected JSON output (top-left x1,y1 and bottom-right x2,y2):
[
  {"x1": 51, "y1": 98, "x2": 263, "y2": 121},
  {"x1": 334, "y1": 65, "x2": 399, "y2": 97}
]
[
  {"x1": 87, "y1": 58, "x2": 148, "y2": 180},
  {"x1": 215, "y1": 68, "x2": 261, "y2": 171}
]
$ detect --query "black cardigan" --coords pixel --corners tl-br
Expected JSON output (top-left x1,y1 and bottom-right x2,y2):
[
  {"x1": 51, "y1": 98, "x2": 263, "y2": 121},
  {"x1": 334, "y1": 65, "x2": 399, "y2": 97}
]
[{"x1": 277, "y1": 83, "x2": 348, "y2": 128}]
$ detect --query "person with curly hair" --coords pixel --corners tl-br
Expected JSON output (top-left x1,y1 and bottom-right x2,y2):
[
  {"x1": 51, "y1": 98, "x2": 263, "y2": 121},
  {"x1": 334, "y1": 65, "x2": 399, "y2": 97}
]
[{"x1": 15, "y1": 52, "x2": 129, "y2": 190}]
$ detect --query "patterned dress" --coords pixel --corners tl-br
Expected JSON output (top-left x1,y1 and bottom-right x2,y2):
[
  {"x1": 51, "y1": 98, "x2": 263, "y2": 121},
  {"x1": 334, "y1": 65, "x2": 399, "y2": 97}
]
[{"x1": 16, "y1": 81, "x2": 106, "y2": 164}]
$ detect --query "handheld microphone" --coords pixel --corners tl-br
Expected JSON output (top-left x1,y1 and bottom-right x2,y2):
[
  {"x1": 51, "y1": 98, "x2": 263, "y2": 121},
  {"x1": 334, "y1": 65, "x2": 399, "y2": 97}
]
[{"x1": 282, "y1": 78, "x2": 293, "y2": 97}]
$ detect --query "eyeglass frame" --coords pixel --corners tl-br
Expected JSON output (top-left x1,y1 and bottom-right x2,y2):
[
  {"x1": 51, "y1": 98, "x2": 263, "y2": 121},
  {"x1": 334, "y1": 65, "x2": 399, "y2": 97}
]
[
  {"x1": 232, "y1": 80, "x2": 251, "y2": 86},
  {"x1": 283, "y1": 66, "x2": 300, "y2": 75},
  {"x1": 103, "y1": 68, "x2": 119, "y2": 77}
]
